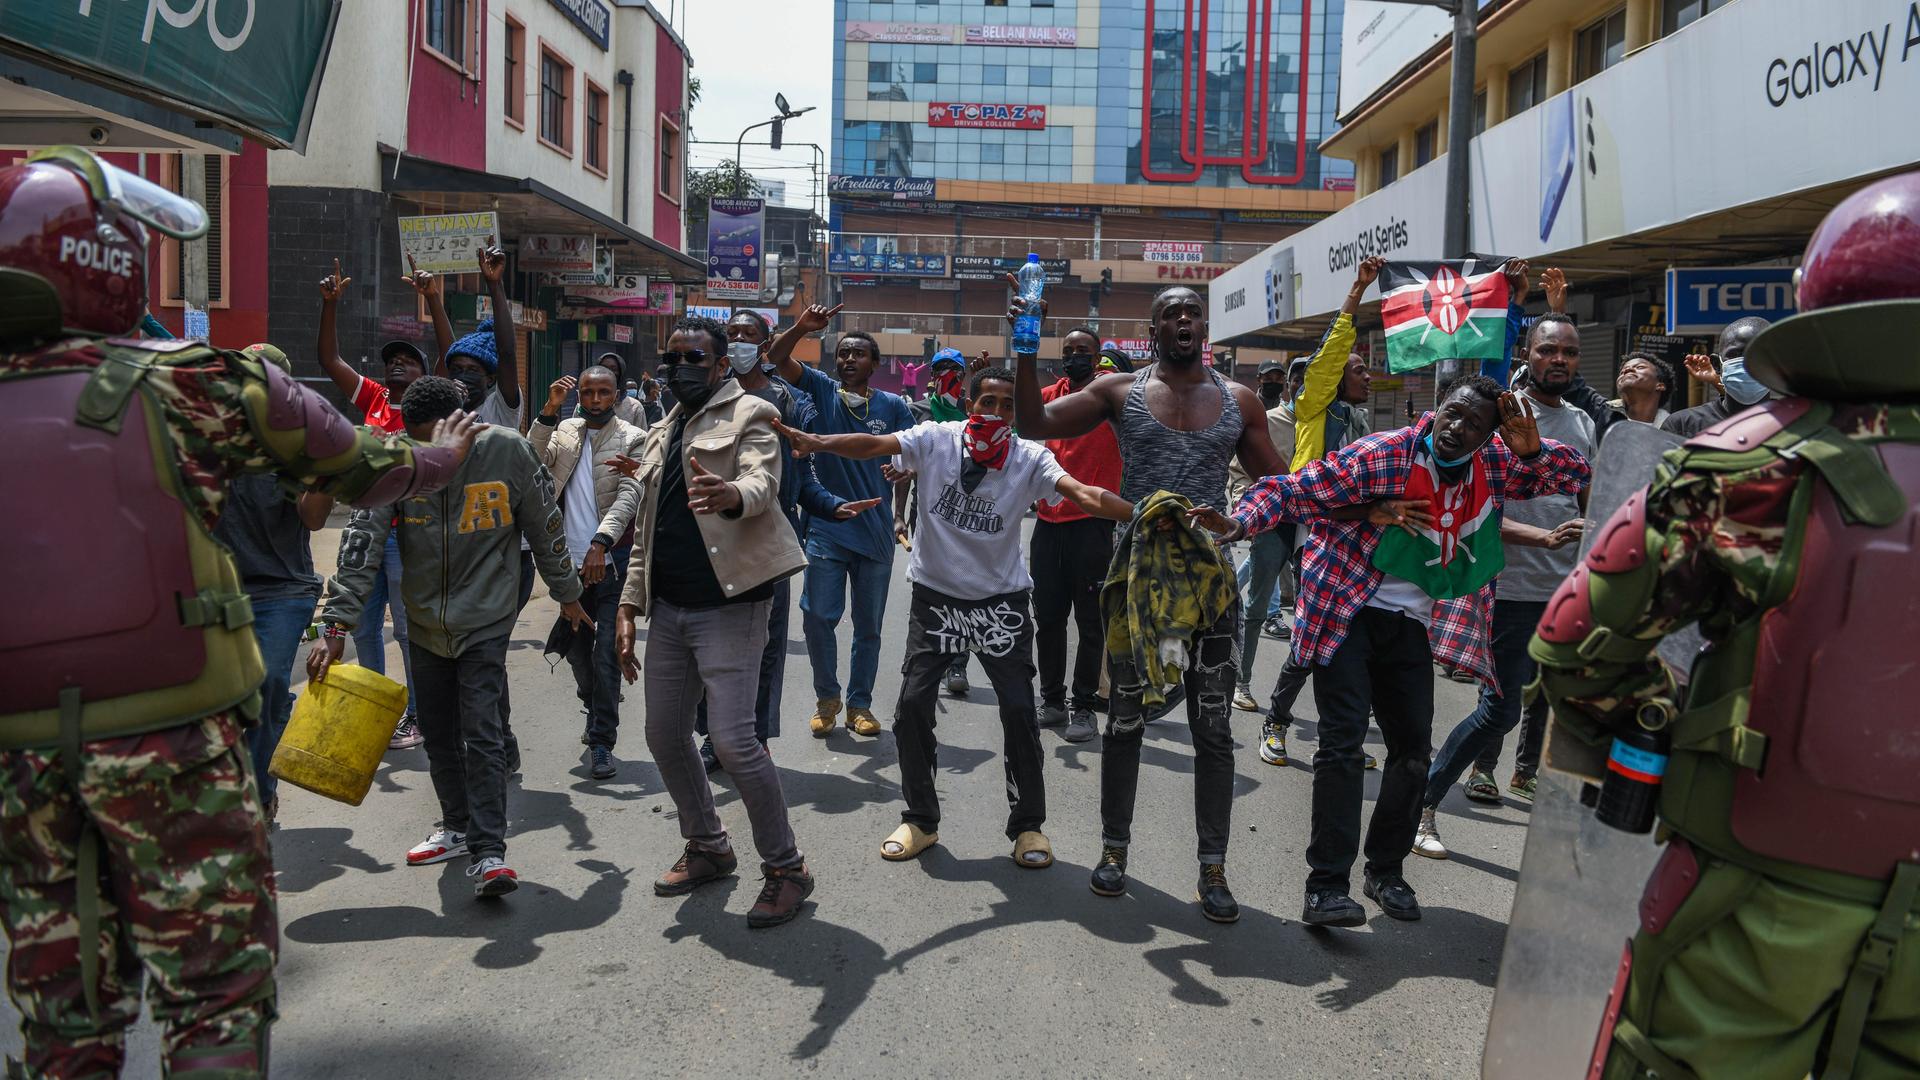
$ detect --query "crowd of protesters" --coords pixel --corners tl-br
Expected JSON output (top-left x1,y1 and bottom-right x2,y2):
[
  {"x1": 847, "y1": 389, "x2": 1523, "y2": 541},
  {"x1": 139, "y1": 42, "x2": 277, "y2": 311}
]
[{"x1": 284, "y1": 244, "x2": 1756, "y2": 932}]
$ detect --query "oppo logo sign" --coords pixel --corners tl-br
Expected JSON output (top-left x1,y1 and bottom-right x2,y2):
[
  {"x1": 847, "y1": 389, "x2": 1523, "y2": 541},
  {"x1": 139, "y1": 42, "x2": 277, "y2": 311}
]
[
  {"x1": 59, "y1": 235, "x2": 136, "y2": 278},
  {"x1": 76, "y1": 0, "x2": 257, "y2": 53}
]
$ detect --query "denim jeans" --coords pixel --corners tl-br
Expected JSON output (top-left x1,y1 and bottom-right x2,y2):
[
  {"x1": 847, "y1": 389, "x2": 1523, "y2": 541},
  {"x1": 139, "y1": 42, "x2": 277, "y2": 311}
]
[
  {"x1": 645, "y1": 599, "x2": 801, "y2": 868},
  {"x1": 410, "y1": 633, "x2": 512, "y2": 863},
  {"x1": 1474, "y1": 696, "x2": 1545, "y2": 777},
  {"x1": 800, "y1": 535, "x2": 892, "y2": 711},
  {"x1": 1101, "y1": 606, "x2": 1240, "y2": 864},
  {"x1": 696, "y1": 577, "x2": 791, "y2": 744},
  {"x1": 895, "y1": 584, "x2": 1046, "y2": 839},
  {"x1": 568, "y1": 546, "x2": 630, "y2": 751},
  {"x1": 1307, "y1": 606, "x2": 1434, "y2": 893},
  {"x1": 1237, "y1": 528, "x2": 1293, "y2": 687},
  {"x1": 499, "y1": 549, "x2": 536, "y2": 764},
  {"x1": 351, "y1": 533, "x2": 413, "y2": 717},
  {"x1": 244, "y1": 594, "x2": 317, "y2": 805},
  {"x1": 1424, "y1": 599, "x2": 1548, "y2": 808}
]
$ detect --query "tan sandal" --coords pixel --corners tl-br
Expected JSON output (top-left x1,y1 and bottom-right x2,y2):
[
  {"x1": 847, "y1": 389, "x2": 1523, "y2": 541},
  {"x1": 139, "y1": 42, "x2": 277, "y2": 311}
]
[
  {"x1": 1012, "y1": 830, "x2": 1054, "y2": 869},
  {"x1": 880, "y1": 822, "x2": 939, "y2": 861}
]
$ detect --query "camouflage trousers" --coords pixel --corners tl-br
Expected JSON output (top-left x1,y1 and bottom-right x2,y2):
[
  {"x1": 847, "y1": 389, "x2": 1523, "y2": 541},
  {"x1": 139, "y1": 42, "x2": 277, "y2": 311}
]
[{"x1": 1, "y1": 712, "x2": 276, "y2": 1078}]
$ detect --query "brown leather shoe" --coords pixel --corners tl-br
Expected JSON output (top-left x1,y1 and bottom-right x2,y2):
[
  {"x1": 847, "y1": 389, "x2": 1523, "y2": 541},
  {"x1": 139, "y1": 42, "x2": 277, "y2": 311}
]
[
  {"x1": 846, "y1": 707, "x2": 881, "y2": 737},
  {"x1": 654, "y1": 842, "x2": 738, "y2": 896},
  {"x1": 747, "y1": 862, "x2": 815, "y2": 928}
]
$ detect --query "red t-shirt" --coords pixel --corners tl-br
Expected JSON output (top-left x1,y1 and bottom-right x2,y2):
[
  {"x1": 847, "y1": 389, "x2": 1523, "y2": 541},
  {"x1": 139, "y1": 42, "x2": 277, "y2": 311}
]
[
  {"x1": 353, "y1": 375, "x2": 406, "y2": 433},
  {"x1": 1036, "y1": 376, "x2": 1123, "y2": 524}
]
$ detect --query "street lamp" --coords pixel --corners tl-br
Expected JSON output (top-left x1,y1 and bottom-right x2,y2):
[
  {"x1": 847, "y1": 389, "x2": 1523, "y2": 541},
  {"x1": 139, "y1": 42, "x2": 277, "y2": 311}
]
[
  {"x1": 736, "y1": 94, "x2": 816, "y2": 196},
  {"x1": 1376, "y1": 0, "x2": 1477, "y2": 260}
]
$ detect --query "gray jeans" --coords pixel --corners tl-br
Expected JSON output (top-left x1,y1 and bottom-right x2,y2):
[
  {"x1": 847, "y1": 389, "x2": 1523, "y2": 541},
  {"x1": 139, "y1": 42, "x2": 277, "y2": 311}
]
[{"x1": 644, "y1": 598, "x2": 801, "y2": 869}]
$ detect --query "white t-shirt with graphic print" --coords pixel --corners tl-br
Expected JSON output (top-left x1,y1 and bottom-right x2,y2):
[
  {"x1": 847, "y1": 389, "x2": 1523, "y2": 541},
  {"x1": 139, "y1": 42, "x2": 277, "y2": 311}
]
[{"x1": 892, "y1": 420, "x2": 1067, "y2": 602}]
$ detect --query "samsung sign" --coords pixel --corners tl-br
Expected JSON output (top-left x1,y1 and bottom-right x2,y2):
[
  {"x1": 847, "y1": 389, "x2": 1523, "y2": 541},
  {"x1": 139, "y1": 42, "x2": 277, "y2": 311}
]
[
  {"x1": 1664, "y1": 266, "x2": 1798, "y2": 333},
  {"x1": 547, "y1": 0, "x2": 611, "y2": 49}
]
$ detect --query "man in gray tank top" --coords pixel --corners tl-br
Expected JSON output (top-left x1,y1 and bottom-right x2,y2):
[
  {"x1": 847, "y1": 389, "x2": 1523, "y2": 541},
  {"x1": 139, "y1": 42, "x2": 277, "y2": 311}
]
[{"x1": 1013, "y1": 285, "x2": 1287, "y2": 924}]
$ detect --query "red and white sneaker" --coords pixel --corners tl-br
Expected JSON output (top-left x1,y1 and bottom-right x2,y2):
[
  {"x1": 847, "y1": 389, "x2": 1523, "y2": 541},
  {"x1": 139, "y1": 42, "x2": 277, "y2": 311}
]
[
  {"x1": 468, "y1": 856, "x2": 519, "y2": 897},
  {"x1": 405, "y1": 828, "x2": 467, "y2": 866}
]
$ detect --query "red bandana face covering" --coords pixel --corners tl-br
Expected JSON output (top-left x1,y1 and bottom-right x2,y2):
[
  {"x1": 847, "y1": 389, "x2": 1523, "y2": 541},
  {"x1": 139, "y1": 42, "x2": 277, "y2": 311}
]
[
  {"x1": 931, "y1": 367, "x2": 965, "y2": 407},
  {"x1": 963, "y1": 414, "x2": 1013, "y2": 470}
]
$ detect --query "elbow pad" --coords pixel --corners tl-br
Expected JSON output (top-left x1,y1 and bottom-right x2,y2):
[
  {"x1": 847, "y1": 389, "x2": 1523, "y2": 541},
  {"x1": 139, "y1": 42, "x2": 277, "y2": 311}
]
[
  {"x1": 1537, "y1": 490, "x2": 1658, "y2": 657},
  {"x1": 351, "y1": 444, "x2": 460, "y2": 506},
  {"x1": 259, "y1": 359, "x2": 357, "y2": 463}
]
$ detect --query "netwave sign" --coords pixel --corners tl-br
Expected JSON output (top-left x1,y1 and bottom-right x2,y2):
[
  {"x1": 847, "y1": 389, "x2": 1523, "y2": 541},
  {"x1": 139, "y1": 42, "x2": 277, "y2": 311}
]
[{"x1": 546, "y1": 0, "x2": 611, "y2": 49}]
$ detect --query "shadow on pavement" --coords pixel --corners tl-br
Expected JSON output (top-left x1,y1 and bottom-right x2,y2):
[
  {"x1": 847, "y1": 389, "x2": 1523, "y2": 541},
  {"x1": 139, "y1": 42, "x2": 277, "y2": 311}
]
[
  {"x1": 507, "y1": 781, "x2": 601, "y2": 851},
  {"x1": 659, "y1": 882, "x2": 887, "y2": 1062},
  {"x1": 272, "y1": 827, "x2": 392, "y2": 894},
  {"x1": 283, "y1": 859, "x2": 633, "y2": 969},
  {"x1": 885, "y1": 849, "x2": 1504, "y2": 1011}
]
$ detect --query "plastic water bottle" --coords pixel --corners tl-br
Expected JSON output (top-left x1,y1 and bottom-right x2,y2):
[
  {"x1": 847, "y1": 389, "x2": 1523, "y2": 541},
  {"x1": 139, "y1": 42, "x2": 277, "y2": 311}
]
[{"x1": 1011, "y1": 253, "x2": 1045, "y2": 355}]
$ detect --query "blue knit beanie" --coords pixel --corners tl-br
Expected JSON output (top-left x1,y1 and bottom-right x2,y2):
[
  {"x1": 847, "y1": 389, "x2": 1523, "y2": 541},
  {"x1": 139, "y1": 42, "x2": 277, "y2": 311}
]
[{"x1": 446, "y1": 319, "x2": 500, "y2": 373}]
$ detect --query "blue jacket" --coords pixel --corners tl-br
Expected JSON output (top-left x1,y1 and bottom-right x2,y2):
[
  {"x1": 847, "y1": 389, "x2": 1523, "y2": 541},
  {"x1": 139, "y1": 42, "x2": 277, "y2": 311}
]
[{"x1": 793, "y1": 364, "x2": 914, "y2": 561}]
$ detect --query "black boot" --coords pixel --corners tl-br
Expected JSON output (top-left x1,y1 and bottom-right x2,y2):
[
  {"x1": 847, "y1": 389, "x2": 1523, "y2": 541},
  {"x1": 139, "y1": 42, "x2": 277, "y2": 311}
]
[{"x1": 1197, "y1": 863, "x2": 1240, "y2": 923}]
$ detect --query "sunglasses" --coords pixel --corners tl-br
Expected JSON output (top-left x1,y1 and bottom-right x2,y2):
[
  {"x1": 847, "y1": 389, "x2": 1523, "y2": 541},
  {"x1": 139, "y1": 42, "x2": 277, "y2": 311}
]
[{"x1": 660, "y1": 349, "x2": 708, "y2": 365}]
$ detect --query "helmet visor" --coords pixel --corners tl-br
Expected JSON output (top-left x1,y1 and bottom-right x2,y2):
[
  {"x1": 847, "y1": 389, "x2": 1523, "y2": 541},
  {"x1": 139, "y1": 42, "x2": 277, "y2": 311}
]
[{"x1": 28, "y1": 146, "x2": 208, "y2": 240}]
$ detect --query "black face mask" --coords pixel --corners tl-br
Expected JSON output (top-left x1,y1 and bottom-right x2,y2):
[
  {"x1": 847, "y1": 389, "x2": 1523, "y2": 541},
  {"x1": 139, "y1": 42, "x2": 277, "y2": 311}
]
[
  {"x1": 1063, "y1": 355, "x2": 1095, "y2": 383},
  {"x1": 452, "y1": 370, "x2": 487, "y2": 409},
  {"x1": 666, "y1": 364, "x2": 715, "y2": 412},
  {"x1": 579, "y1": 403, "x2": 616, "y2": 425},
  {"x1": 1259, "y1": 383, "x2": 1286, "y2": 408}
]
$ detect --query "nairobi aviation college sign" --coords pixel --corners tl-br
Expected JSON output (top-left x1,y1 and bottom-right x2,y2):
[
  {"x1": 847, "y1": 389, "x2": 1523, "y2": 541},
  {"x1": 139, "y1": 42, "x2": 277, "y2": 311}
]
[{"x1": 928, "y1": 103, "x2": 1047, "y2": 130}]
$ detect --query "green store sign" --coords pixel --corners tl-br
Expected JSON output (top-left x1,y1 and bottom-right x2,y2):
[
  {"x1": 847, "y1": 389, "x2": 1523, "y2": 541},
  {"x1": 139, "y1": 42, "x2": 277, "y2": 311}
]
[{"x1": 0, "y1": 0, "x2": 342, "y2": 151}]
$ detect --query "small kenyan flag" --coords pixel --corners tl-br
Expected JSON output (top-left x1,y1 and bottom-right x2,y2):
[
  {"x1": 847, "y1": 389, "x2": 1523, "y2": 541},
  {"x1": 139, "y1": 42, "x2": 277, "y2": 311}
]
[
  {"x1": 1370, "y1": 447, "x2": 1504, "y2": 600},
  {"x1": 1379, "y1": 258, "x2": 1512, "y2": 374}
]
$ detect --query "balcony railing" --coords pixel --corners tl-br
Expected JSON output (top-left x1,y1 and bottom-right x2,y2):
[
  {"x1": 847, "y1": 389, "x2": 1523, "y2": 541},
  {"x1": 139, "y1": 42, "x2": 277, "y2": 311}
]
[{"x1": 837, "y1": 309, "x2": 1156, "y2": 340}]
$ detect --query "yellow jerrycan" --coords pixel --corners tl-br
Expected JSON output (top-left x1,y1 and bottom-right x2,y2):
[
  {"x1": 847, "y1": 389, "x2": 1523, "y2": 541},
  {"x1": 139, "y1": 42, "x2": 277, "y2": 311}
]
[{"x1": 270, "y1": 664, "x2": 407, "y2": 806}]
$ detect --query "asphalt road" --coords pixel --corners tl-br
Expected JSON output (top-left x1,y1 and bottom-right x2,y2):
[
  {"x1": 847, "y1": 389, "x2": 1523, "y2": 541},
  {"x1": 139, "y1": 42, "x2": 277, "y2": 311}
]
[{"x1": 4, "y1": 517, "x2": 1536, "y2": 1079}]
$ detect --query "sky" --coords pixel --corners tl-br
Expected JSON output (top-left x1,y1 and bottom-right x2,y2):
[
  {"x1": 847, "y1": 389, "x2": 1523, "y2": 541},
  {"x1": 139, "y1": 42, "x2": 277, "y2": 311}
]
[{"x1": 674, "y1": 0, "x2": 836, "y2": 208}]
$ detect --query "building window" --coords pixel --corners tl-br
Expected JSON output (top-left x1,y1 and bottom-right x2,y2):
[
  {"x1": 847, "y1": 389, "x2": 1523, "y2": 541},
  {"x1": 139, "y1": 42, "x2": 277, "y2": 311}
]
[
  {"x1": 161, "y1": 154, "x2": 226, "y2": 306},
  {"x1": 659, "y1": 116, "x2": 681, "y2": 204},
  {"x1": 1576, "y1": 8, "x2": 1628, "y2": 84},
  {"x1": 1661, "y1": 0, "x2": 1733, "y2": 35},
  {"x1": 1377, "y1": 145, "x2": 1399, "y2": 187},
  {"x1": 585, "y1": 81, "x2": 608, "y2": 175},
  {"x1": 914, "y1": 62, "x2": 937, "y2": 83},
  {"x1": 1472, "y1": 88, "x2": 1488, "y2": 134},
  {"x1": 539, "y1": 46, "x2": 572, "y2": 152},
  {"x1": 424, "y1": 0, "x2": 477, "y2": 76},
  {"x1": 1413, "y1": 120, "x2": 1438, "y2": 167},
  {"x1": 503, "y1": 16, "x2": 525, "y2": 126},
  {"x1": 1507, "y1": 52, "x2": 1549, "y2": 115},
  {"x1": 868, "y1": 61, "x2": 892, "y2": 83}
]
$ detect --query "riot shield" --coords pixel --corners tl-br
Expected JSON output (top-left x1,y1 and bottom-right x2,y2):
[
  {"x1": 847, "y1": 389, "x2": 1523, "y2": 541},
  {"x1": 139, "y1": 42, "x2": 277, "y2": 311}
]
[{"x1": 1482, "y1": 421, "x2": 1681, "y2": 1078}]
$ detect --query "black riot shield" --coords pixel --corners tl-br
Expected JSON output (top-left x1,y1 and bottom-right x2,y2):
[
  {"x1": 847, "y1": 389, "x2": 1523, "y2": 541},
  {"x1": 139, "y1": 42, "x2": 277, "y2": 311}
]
[{"x1": 1482, "y1": 421, "x2": 1683, "y2": 1078}]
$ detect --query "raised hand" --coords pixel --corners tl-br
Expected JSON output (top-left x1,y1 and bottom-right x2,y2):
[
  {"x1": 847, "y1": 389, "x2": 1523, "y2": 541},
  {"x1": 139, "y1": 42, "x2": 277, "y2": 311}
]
[
  {"x1": 685, "y1": 458, "x2": 741, "y2": 514},
  {"x1": 795, "y1": 302, "x2": 843, "y2": 335},
  {"x1": 1685, "y1": 353, "x2": 1722, "y2": 392},
  {"x1": 1002, "y1": 271, "x2": 1049, "y2": 325},
  {"x1": 1497, "y1": 391, "x2": 1541, "y2": 457},
  {"x1": 478, "y1": 237, "x2": 507, "y2": 284},
  {"x1": 1541, "y1": 266, "x2": 1567, "y2": 313},
  {"x1": 834, "y1": 497, "x2": 884, "y2": 521},
  {"x1": 318, "y1": 258, "x2": 351, "y2": 303},
  {"x1": 605, "y1": 453, "x2": 642, "y2": 478},
  {"x1": 428, "y1": 409, "x2": 485, "y2": 467},
  {"x1": 1504, "y1": 259, "x2": 1532, "y2": 302},
  {"x1": 546, "y1": 375, "x2": 577, "y2": 414},
  {"x1": 403, "y1": 252, "x2": 442, "y2": 300},
  {"x1": 969, "y1": 349, "x2": 991, "y2": 373},
  {"x1": 1367, "y1": 498, "x2": 1436, "y2": 537},
  {"x1": 1355, "y1": 255, "x2": 1386, "y2": 290}
]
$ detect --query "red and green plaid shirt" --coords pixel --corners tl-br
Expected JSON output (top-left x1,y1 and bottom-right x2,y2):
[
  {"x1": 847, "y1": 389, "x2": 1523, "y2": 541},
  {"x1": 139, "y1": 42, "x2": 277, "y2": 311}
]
[{"x1": 1232, "y1": 415, "x2": 1590, "y2": 686}]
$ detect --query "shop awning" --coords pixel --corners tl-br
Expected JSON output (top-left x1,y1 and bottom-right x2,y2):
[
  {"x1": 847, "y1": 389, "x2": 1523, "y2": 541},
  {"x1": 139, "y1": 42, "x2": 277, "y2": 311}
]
[{"x1": 380, "y1": 149, "x2": 703, "y2": 286}]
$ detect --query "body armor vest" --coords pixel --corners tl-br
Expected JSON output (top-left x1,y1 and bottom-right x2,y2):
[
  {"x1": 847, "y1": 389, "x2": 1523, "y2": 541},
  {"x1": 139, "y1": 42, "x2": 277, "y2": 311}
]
[{"x1": 0, "y1": 341, "x2": 263, "y2": 750}]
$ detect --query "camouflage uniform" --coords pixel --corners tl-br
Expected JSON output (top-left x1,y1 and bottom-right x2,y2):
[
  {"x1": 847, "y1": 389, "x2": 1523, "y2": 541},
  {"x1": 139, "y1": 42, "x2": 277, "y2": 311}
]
[
  {"x1": 1, "y1": 337, "x2": 458, "y2": 1078},
  {"x1": 1531, "y1": 401, "x2": 1920, "y2": 1079}
]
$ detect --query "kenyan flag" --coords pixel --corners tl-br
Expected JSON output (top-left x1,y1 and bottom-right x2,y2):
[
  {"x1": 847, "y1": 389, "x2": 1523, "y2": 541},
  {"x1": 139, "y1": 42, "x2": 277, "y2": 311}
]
[
  {"x1": 1379, "y1": 258, "x2": 1512, "y2": 374},
  {"x1": 1370, "y1": 449, "x2": 1504, "y2": 600}
]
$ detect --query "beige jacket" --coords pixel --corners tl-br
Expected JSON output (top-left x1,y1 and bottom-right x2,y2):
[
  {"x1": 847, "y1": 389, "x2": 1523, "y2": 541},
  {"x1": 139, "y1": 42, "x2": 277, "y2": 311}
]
[
  {"x1": 618, "y1": 380, "x2": 806, "y2": 616},
  {"x1": 529, "y1": 413, "x2": 646, "y2": 546}
]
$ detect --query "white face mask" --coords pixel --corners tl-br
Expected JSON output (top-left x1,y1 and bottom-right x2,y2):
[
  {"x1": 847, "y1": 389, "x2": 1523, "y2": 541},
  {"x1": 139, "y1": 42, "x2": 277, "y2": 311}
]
[{"x1": 727, "y1": 341, "x2": 760, "y2": 375}]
